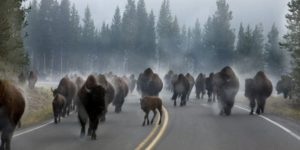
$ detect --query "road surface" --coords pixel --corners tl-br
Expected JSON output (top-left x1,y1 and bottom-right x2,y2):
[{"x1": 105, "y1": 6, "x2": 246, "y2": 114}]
[{"x1": 12, "y1": 93, "x2": 300, "y2": 150}]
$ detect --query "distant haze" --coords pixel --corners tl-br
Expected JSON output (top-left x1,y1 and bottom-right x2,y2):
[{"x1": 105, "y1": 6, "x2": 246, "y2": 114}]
[
  {"x1": 27, "y1": 0, "x2": 289, "y2": 34},
  {"x1": 60, "y1": 0, "x2": 288, "y2": 34}
]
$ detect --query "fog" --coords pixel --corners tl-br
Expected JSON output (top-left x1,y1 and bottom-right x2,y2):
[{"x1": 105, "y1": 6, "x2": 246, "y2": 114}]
[{"x1": 68, "y1": 0, "x2": 289, "y2": 34}]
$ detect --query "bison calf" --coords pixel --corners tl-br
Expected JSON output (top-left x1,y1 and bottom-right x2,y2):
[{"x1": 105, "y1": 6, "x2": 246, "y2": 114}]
[
  {"x1": 52, "y1": 94, "x2": 66, "y2": 124},
  {"x1": 140, "y1": 96, "x2": 163, "y2": 126},
  {"x1": 0, "y1": 80, "x2": 25, "y2": 150}
]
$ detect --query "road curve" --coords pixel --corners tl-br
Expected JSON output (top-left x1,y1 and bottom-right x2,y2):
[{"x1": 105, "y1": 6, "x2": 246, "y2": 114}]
[{"x1": 11, "y1": 94, "x2": 300, "y2": 150}]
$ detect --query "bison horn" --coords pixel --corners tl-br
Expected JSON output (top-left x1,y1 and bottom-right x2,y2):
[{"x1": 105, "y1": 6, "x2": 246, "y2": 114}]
[{"x1": 84, "y1": 85, "x2": 91, "y2": 93}]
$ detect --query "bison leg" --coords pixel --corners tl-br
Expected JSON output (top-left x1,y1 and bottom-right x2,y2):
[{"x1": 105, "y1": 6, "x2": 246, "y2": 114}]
[
  {"x1": 151, "y1": 110, "x2": 157, "y2": 124},
  {"x1": 90, "y1": 118, "x2": 99, "y2": 140},
  {"x1": 78, "y1": 115, "x2": 87, "y2": 137},
  {"x1": 142, "y1": 112, "x2": 149, "y2": 126},
  {"x1": 172, "y1": 93, "x2": 178, "y2": 106},
  {"x1": 1, "y1": 126, "x2": 14, "y2": 150},
  {"x1": 196, "y1": 91, "x2": 200, "y2": 99},
  {"x1": 180, "y1": 95, "x2": 187, "y2": 106},
  {"x1": 249, "y1": 98, "x2": 256, "y2": 115},
  {"x1": 158, "y1": 107, "x2": 163, "y2": 125}
]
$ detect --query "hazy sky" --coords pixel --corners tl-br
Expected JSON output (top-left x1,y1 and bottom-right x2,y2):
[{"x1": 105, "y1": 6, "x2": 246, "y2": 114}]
[{"x1": 32, "y1": 0, "x2": 290, "y2": 34}]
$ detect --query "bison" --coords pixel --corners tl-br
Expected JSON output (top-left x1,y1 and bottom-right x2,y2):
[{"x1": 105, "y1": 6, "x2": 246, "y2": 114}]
[
  {"x1": 138, "y1": 68, "x2": 163, "y2": 97},
  {"x1": 164, "y1": 70, "x2": 175, "y2": 92},
  {"x1": 214, "y1": 66, "x2": 239, "y2": 116},
  {"x1": 171, "y1": 74, "x2": 190, "y2": 106},
  {"x1": 129, "y1": 74, "x2": 137, "y2": 93},
  {"x1": 52, "y1": 76, "x2": 76, "y2": 116},
  {"x1": 205, "y1": 73, "x2": 216, "y2": 103},
  {"x1": 52, "y1": 94, "x2": 66, "y2": 124},
  {"x1": 28, "y1": 71, "x2": 38, "y2": 89},
  {"x1": 276, "y1": 75, "x2": 294, "y2": 99},
  {"x1": 0, "y1": 80, "x2": 25, "y2": 150},
  {"x1": 18, "y1": 71, "x2": 26, "y2": 84},
  {"x1": 78, "y1": 75, "x2": 106, "y2": 140},
  {"x1": 245, "y1": 71, "x2": 273, "y2": 115},
  {"x1": 111, "y1": 76, "x2": 129, "y2": 113},
  {"x1": 98, "y1": 74, "x2": 115, "y2": 121},
  {"x1": 195, "y1": 73, "x2": 206, "y2": 99},
  {"x1": 140, "y1": 96, "x2": 163, "y2": 126},
  {"x1": 185, "y1": 73, "x2": 195, "y2": 101}
]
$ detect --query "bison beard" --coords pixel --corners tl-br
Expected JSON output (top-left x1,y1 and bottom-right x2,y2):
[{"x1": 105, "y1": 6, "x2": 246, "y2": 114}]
[
  {"x1": 195, "y1": 73, "x2": 206, "y2": 99},
  {"x1": 0, "y1": 80, "x2": 25, "y2": 150},
  {"x1": 78, "y1": 85, "x2": 106, "y2": 140}
]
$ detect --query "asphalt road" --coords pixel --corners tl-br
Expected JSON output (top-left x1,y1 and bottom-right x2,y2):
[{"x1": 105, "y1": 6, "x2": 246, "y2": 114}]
[{"x1": 11, "y1": 93, "x2": 300, "y2": 150}]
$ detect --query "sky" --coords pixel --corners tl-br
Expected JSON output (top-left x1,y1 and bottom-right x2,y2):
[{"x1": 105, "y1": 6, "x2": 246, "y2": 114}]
[{"x1": 29, "y1": 0, "x2": 290, "y2": 34}]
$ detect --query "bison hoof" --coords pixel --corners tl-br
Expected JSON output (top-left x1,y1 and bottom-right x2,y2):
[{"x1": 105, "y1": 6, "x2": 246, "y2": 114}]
[
  {"x1": 91, "y1": 134, "x2": 97, "y2": 140},
  {"x1": 249, "y1": 112, "x2": 254, "y2": 115}
]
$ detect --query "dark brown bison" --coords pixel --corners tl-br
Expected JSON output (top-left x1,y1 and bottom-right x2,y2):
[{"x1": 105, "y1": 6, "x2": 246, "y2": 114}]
[
  {"x1": 214, "y1": 66, "x2": 239, "y2": 116},
  {"x1": 28, "y1": 71, "x2": 38, "y2": 89},
  {"x1": 164, "y1": 70, "x2": 175, "y2": 92},
  {"x1": 205, "y1": 73, "x2": 216, "y2": 103},
  {"x1": 129, "y1": 74, "x2": 137, "y2": 93},
  {"x1": 276, "y1": 75, "x2": 294, "y2": 99},
  {"x1": 78, "y1": 75, "x2": 106, "y2": 140},
  {"x1": 245, "y1": 71, "x2": 273, "y2": 115},
  {"x1": 0, "y1": 80, "x2": 25, "y2": 150},
  {"x1": 112, "y1": 76, "x2": 129, "y2": 113},
  {"x1": 52, "y1": 94, "x2": 66, "y2": 124},
  {"x1": 52, "y1": 76, "x2": 76, "y2": 116},
  {"x1": 138, "y1": 68, "x2": 163, "y2": 97},
  {"x1": 195, "y1": 73, "x2": 206, "y2": 99},
  {"x1": 98, "y1": 74, "x2": 115, "y2": 121},
  {"x1": 172, "y1": 74, "x2": 190, "y2": 106},
  {"x1": 140, "y1": 96, "x2": 163, "y2": 126},
  {"x1": 185, "y1": 73, "x2": 195, "y2": 101}
]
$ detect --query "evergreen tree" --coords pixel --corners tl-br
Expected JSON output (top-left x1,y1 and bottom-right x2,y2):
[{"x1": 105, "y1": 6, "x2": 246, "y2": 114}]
[
  {"x1": 266, "y1": 24, "x2": 286, "y2": 77},
  {"x1": 281, "y1": 0, "x2": 300, "y2": 98},
  {"x1": 209, "y1": 0, "x2": 235, "y2": 69},
  {"x1": 111, "y1": 6, "x2": 122, "y2": 54},
  {"x1": 251, "y1": 24, "x2": 265, "y2": 71}
]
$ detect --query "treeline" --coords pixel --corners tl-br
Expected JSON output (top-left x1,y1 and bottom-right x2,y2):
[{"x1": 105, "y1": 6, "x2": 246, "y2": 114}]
[
  {"x1": 0, "y1": 0, "x2": 29, "y2": 78},
  {"x1": 24, "y1": 0, "x2": 287, "y2": 77}
]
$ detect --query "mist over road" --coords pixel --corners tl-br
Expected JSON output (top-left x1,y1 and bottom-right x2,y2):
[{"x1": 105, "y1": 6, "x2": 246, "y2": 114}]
[{"x1": 12, "y1": 94, "x2": 300, "y2": 150}]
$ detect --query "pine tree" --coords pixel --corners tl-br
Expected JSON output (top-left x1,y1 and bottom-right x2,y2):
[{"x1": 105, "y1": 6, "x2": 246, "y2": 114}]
[
  {"x1": 251, "y1": 24, "x2": 265, "y2": 71},
  {"x1": 210, "y1": 0, "x2": 235, "y2": 69},
  {"x1": 111, "y1": 6, "x2": 122, "y2": 54},
  {"x1": 0, "y1": 0, "x2": 29, "y2": 76},
  {"x1": 281, "y1": 0, "x2": 300, "y2": 98},
  {"x1": 266, "y1": 24, "x2": 286, "y2": 77}
]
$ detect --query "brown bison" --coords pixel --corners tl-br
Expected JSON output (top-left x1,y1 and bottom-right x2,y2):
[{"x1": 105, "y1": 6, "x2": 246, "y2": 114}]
[
  {"x1": 245, "y1": 71, "x2": 273, "y2": 115},
  {"x1": 276, "y1": 75, "x2": 294, "y2": 99},
  {"x1": 138, "y1": 68, "x2": 163, "y2": 97},
  {"x1": 28, "y1": 71, "x2": 38, "y2": 89},
  {"x1": 195, "y1": 73, "x2": 206, "y2": 99},
  {"x1": 112, "y1": 76, "x2": 129, "y2": 113},
  {"x1": 164, "y1": 70, "x2": 175, "y2": 92},
  {"x1": 52, "y1": 76, "x2": 76, "y2": 116},
  {"x1": 205, "y1": 73, "x2": 216, "y2": 103},
  {"x1": 214, "y1": 66, "x2": 239, "y2": 116},
  {"x1": 129, "y1": 74, "x2": 137, "y2": 93},
  {"x1": 185, "y1": 73, "x2": 195, "y2": 101},
  {"x1": 172, "y1": 74, "x2": 190, "y2": 106},
  {"x1": 140, "y1": 96, "x2": 163, "y2": 126},
  {"x1": 77, "y1": 75, "x2": 106, "y2": 140},
  {"x1": 75, "y1": 76, "x2": 85, "y2": 90},
  {"x1": 52, "y1": 94, "x2": 66, "y2": 124},
  {"x1": 98, "y1": 74, "x2": 115, "y2": 121},
  {"x1": 0, "y1": 80, "x2": 25, "y2": 150}
]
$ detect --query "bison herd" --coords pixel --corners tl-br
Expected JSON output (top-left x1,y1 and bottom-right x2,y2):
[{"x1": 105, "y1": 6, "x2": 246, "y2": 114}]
[{"x1": 0, "y1": 66, "x2": 297, "y2": 149}]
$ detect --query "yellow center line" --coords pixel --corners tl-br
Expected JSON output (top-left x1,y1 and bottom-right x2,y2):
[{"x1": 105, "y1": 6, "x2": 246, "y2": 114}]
[
  {"x1": 135, "y1": 106, "x2": 169, "y2": 150},
  {"x1": 145, "y1": 106, "x2": 169, "y2": 150}
]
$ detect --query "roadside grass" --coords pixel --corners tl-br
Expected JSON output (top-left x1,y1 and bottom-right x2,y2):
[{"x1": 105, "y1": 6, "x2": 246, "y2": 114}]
[
  {"x1": 237, "y1": 95, "x2": 300, "y2": 121},
  {"x1": 20, "y1": 86, "x2": 53, "y2": 127}
]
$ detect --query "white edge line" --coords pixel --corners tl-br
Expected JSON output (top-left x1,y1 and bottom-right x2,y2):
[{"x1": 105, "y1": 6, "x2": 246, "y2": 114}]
[
  {"x1": 13, "y1": 120, "x2": 54, "y2": 138},
  {"x1": 235, "y1": 105, "x2": 300, "y2": 141}
]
